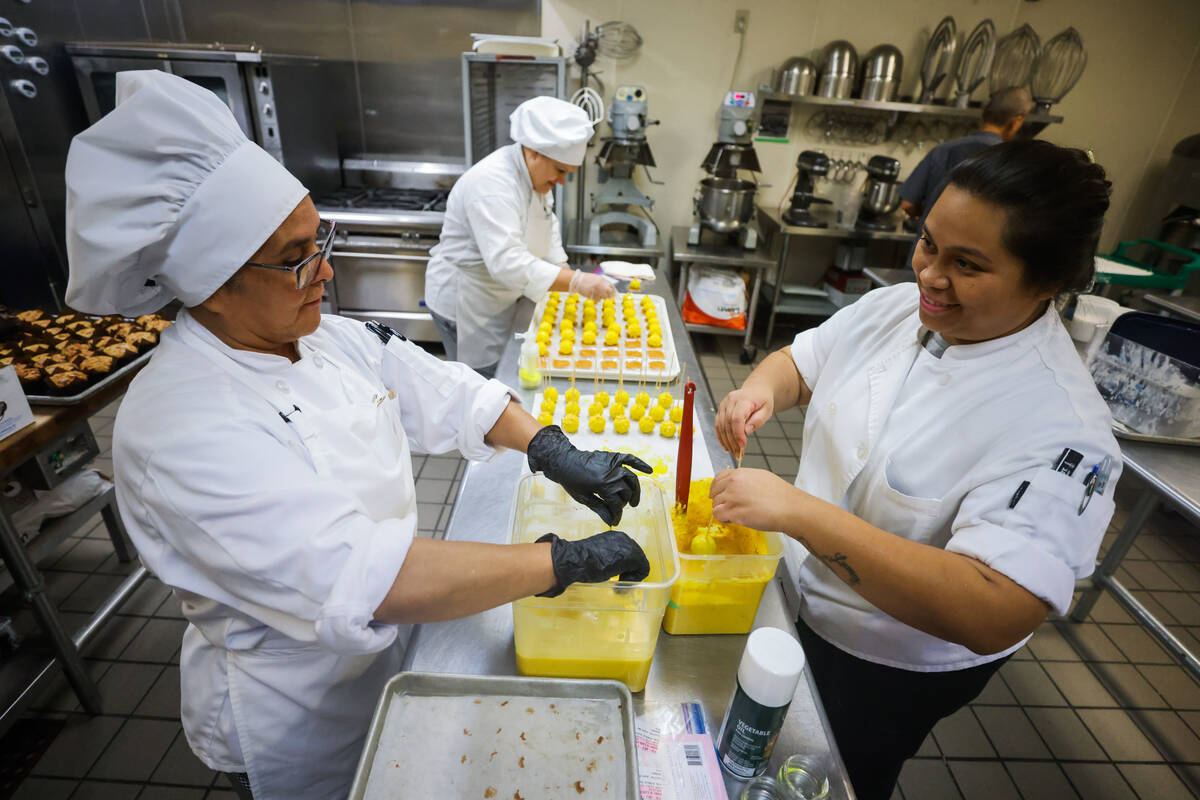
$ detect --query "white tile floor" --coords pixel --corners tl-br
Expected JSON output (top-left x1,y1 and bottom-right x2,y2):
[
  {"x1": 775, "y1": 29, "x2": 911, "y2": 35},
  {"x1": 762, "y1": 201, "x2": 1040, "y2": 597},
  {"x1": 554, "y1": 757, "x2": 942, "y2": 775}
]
[{"x1": 3, "y1": 327, "x2": 1200, "y2": 799}]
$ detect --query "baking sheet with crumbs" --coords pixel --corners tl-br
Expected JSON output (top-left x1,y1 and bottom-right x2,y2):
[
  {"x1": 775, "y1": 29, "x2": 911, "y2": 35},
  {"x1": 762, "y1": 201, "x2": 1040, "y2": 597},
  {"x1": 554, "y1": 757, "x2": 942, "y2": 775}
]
[{"x1": 362, "y1": 694, "x2": 627, "y2": 800}]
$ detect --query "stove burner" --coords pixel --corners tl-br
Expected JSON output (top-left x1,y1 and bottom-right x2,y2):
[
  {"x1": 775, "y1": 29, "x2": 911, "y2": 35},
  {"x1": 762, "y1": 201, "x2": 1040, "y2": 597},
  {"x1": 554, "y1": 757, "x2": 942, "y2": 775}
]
[{"x1": 316, "y1": 187, "x2": 448, "y2": 212}]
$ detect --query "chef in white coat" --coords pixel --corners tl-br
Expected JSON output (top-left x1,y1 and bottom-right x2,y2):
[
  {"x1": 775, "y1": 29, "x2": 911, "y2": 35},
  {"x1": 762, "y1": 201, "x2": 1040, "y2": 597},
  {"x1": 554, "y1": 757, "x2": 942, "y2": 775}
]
[
  {"x1": 64, "y1": 71, "x2": 653, "y2": 800},
  {"x1": 710, "y1": 141, "x2": 1121, "y2": 798},
  {"x1": 425, "y1": 96, "x2": 616, "y2": 377}
]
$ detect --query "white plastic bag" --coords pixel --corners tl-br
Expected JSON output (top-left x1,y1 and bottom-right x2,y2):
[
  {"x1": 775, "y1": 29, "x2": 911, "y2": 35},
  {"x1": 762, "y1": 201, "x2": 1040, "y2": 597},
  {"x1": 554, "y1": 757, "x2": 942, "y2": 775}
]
[
  {"x1": 10, "y1": 469, "x2": 113, "y2": 538},
  {"x1": 683, "y1": 267, "x2": 747, "y2": 330}
]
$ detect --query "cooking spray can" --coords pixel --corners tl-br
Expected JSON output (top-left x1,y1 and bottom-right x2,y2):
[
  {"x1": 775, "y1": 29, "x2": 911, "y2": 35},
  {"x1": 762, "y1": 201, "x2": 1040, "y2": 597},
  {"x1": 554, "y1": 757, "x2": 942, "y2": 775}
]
[{"x1": 716, "y1": 627, "x2": 806, "y2": 779}]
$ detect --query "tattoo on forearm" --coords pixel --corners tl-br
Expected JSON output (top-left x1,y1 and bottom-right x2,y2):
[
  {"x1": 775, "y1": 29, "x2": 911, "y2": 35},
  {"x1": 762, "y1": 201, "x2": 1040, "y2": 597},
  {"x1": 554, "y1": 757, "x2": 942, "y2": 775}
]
[{"x1": 797, "y1": 535, "x2": 861, "y2": 585}]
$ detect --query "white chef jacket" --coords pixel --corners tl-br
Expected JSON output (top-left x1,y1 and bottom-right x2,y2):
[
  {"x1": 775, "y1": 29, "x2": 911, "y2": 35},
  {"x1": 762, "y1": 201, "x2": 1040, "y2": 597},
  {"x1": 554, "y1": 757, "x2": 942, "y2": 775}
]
[
  {"x1": 788, "y1": 283, "x2": 1121, "y2": 671},
  {"x1": 112, "y1": 310, "x2": 513, "y2": 798},
  {"x1": 424, "y1": 143, "x2": 567, "y2": 367}
]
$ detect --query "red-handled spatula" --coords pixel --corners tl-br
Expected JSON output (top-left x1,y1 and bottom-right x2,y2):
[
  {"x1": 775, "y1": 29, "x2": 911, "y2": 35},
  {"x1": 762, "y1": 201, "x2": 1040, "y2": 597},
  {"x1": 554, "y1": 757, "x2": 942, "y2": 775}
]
[{"x1": 675, "y1": 381, "x2": 696, "y2": 509}]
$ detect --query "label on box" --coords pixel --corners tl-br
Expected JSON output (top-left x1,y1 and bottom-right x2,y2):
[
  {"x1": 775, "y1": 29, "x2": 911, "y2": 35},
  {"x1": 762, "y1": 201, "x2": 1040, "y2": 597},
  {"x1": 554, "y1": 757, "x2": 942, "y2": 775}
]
[{"x1": 0, "y1": 365, "x2": 35, "y2": 441}]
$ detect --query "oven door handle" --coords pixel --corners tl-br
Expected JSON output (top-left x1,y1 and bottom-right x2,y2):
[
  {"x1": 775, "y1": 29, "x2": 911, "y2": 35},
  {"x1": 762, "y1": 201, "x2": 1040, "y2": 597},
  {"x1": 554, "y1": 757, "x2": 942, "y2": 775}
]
[{"x1": 330, "y1": 250, "x2": 432, "y2": 262}]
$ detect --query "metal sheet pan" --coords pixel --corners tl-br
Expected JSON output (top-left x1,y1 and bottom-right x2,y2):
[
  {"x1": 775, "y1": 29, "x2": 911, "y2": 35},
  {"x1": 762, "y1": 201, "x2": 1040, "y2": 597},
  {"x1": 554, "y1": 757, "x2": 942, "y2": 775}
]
[
  {"x1": 1113, "y1": 420, "x2": 1200, "y2": 448},
  {"x1": 349, "y1": 671, "x2": 637, "y2": 800},
  {"x1": 26, "y1": 349, "x2": 154, "y2": 406}
]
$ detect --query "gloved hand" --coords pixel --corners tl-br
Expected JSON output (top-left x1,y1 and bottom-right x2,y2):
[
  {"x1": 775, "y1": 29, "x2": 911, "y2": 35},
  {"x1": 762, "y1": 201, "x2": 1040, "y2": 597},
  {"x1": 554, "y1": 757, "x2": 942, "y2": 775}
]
[
  {"x1": 535, "y1": 531, "x2": 650, "y2": 597},
  {"x1": 527, "y1": 425, "x2": 652, "y2": 525},
  {"x1": 568, "y1": 269, "x2": 617, "y2": 301}
]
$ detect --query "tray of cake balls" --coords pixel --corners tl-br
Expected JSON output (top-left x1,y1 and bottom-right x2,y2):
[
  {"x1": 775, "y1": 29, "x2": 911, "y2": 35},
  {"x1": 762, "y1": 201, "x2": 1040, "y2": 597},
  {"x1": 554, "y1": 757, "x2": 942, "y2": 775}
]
[{"x1": 0, "y1": 308, "x2": 172, "y2": 405}]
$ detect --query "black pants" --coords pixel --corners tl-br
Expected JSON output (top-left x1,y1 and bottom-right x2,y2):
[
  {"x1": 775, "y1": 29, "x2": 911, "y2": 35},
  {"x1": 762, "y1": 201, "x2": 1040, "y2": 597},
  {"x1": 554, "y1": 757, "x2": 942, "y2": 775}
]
[{"x1": 795, "y1": 616, "x2": 1009, "y2": 800}]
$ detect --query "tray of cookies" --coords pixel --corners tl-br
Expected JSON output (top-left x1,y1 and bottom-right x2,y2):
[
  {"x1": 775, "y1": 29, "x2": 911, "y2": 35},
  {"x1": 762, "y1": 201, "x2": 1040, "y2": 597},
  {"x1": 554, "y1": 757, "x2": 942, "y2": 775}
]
[
  {"x1": 520, "y1": 291, "x2": 680, "y2": 382},
  {"x1": 0, "y1": 308, "x2": 171, "y2": 405}
]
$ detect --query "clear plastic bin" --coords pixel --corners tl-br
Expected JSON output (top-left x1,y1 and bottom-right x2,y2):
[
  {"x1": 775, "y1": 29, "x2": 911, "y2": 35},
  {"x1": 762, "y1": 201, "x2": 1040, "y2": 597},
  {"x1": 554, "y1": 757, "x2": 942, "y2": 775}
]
[
  {"x1": 1089, "y1": 333, "x2": 1200, "y2": 439},
  {"x1": 509, "y1": 474, "x2": 679, "y2": 692},
  {"x1": 663, "y1": 530, "x2": 785, "y2": 635}
]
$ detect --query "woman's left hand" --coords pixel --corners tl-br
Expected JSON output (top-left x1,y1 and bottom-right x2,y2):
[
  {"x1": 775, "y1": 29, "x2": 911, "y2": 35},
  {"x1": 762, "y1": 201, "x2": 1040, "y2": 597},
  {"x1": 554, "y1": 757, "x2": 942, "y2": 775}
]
[{"x1": 710, "y1": 468, "x2": 802, "y2": 532}]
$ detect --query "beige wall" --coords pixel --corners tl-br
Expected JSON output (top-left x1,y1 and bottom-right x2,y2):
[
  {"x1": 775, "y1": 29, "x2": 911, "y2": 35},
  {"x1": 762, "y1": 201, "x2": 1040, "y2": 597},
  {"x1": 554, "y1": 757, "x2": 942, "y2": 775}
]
[{"x1": 544, "y1": 0, "x2": 1200, "y2": 263}]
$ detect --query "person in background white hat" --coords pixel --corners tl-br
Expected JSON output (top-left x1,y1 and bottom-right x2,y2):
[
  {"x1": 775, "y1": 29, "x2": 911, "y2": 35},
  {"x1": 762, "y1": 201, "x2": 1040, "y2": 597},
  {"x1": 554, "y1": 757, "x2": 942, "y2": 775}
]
[
  {"x1": 64, "y1": 71, "x2": 652, "y2": 800},
  {"x1": 424, "y1": 95, "x2": 616, "y2": 376}
]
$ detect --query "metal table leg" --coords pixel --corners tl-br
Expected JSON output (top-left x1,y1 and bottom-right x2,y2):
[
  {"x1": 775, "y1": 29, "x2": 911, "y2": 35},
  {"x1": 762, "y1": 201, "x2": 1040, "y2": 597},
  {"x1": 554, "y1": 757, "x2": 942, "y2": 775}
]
[
  {"x1": 1069, "y1": 487, "x2": 1158, "y2": 622},
  {"x1": 100, "y1": 493, "x2": 135, "y2": 562},
  {"x1": 764, "y1": 235, "x2": 791, "y2": 348},
  {"x1": 741, "y1": 267, "x2": 763, "y2": 363},
  {"x1": 677, "y1": 260, "x2": 690, "y2": 307},
  {"x1": 0, "y1": 507, "x2": 103, "y2": 713}
]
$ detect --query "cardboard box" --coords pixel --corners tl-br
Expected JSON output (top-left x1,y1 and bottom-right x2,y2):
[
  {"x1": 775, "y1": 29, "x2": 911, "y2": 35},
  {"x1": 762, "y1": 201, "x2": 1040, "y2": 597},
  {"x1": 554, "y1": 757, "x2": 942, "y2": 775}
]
[{"x1": 0, "y1": 366, "x2": 35, "y2": 441}]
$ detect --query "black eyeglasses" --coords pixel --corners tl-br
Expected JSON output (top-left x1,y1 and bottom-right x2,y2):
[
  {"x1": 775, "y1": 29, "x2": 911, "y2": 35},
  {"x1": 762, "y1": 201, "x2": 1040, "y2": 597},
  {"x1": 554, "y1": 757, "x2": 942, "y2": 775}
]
[{"x1": 246, "y1": 219, "x2": 336, "y2": 290}]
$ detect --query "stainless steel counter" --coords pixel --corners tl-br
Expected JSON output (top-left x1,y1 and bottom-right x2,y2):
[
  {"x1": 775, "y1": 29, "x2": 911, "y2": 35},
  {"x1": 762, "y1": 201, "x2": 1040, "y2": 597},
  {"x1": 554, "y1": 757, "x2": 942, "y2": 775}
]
[
  {"x1": 1145, "y1": 293, "x2": 1200, "y2": 324},
  {"x1": 402, "y1": 278, "x2": 854, "y2": 799}
]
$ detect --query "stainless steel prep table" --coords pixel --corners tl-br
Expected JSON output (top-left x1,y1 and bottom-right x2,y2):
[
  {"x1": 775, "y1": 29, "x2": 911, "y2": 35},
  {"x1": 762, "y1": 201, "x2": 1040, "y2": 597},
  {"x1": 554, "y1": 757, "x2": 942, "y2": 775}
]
[
  {"x1": 668, "y1": 226, "x2": 775, "y2": 365},
  {"x1": 1070, "y1": 442, "x2": 1200, "y2": 676},
  {"x1": 1144, "y1": 293, "x2": 1200, "y2": 324},
  {"x1": 401, "y1": 277, "x2": 854, "y2": 799}
]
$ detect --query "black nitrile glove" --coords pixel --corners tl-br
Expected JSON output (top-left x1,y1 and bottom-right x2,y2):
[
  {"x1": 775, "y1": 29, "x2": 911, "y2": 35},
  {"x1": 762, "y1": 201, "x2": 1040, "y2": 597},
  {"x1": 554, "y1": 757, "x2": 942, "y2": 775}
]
[
  {"x1": 526, "y1": 425, "x2": 653, "y2": 526},
  {"x1": 535, "y1": 531, "x2": 651, "y2": 597}
]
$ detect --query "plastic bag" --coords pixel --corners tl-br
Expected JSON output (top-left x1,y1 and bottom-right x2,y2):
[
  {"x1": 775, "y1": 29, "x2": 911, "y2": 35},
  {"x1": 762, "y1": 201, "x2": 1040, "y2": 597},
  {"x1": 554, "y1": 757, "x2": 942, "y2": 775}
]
[
  {"x1": 683, "y1": 267, "x2": 747, "y2": 330},
  {"x1": 10, "y1": 469, "x2": 112, "y2": 539},
  {"x1": 636, "y1": 701, "x2": 729, "y2": 800}
]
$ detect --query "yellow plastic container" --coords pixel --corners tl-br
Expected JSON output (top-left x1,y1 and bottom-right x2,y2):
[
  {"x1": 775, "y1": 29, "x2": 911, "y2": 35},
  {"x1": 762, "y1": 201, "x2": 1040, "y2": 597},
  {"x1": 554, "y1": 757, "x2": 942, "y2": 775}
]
[
  {"x1": 663, "y1": 529, "x2": 786, "y2": 635},
  {"x1": 509, "y1": 474, "x2": 679, "y2": 692}
]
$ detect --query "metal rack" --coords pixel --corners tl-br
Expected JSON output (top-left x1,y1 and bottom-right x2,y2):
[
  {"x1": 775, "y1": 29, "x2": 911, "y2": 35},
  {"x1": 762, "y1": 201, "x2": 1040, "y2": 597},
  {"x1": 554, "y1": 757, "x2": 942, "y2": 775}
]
[{"x1": 760, "y1": 92, "x2": 1063, "y2": 136}]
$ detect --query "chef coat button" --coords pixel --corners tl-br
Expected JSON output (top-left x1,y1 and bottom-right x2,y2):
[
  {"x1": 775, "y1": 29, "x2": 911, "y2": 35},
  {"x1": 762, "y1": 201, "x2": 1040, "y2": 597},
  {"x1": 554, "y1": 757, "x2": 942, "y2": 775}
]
[
  {"x1": 827, "y1": 403, "x2": 837, "y2": 415},
  {"x1": 857, "y1": 443, "x2": 868, "y2": 460},
  {"x1": 312, "y1": 355, "x2": 324, "y2": 368},
  {"x1": 275, "y1": 380, "x2": 290, "y2": 394}
]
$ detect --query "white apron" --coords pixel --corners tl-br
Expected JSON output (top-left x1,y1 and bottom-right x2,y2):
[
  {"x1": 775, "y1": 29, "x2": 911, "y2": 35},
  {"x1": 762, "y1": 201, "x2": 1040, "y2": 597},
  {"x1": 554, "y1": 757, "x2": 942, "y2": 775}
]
[
  {"x1": 456, "y1": 189, "x2": 555, "y2": 367},
  {"x1": 177, "y1": 321, "x2": 416, "y2": 799}
]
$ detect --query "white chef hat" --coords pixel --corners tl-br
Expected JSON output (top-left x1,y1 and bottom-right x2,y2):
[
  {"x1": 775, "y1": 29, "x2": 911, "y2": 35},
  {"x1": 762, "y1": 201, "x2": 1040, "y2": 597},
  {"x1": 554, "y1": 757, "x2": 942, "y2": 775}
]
[
  {"x1": 64, "y1": 70, "x2": 307, "y2": 316},
  {"x1": 509, "y1": 96, "x2": 594, "y2": 166}
]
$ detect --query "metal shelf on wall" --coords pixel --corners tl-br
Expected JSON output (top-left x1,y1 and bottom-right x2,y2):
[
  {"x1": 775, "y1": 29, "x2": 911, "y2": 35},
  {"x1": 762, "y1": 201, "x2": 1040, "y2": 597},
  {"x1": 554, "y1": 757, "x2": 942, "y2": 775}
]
[
  {"x1": 760, "y1": 92, "x2": 1063, "y2": 125},
  {"x1": 759, "y1": 92, "x2": 1063, "y2": 138}
]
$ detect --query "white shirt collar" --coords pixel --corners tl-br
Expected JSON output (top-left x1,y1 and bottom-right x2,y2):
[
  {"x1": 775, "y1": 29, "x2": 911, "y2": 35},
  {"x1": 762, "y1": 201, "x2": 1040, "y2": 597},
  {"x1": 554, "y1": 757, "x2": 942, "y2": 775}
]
[{"x1": 915, "y1": 302, "x2": 1056, "y2": 362}]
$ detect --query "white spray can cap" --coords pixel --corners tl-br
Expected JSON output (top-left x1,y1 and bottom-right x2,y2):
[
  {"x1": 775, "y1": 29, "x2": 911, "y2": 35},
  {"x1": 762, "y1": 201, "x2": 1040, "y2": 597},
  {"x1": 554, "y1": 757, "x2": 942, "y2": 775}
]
[{"x1": 738, "y1": 627, "x2": 806, "y2": 708}]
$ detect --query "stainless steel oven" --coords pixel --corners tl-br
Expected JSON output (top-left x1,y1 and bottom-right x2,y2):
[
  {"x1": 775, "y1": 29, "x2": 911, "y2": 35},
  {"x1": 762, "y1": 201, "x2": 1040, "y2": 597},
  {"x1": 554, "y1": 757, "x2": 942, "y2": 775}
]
[
  {"x1": 64, "y1": 42, "x2": 338, "y2": 192},
  {"x1": 317, "y1": 159, "x2": 464, "y2": 343}
]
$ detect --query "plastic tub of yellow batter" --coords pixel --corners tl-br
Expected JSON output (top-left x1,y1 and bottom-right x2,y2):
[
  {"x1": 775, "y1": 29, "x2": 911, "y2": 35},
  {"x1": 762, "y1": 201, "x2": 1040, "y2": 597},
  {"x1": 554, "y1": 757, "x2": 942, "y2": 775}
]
[
  {"x1": 508, "y1": 474, "x2": 679, "y2": 692},
  {"x1": 663, "y1": 480, "x2": 786, "y2": 635}
]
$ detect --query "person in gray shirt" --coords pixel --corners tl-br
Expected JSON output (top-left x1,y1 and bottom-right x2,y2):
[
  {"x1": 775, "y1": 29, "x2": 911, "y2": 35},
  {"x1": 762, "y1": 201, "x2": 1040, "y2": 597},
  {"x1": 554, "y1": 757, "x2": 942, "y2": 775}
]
[{"x1": 899, "y1": 87, "x2": 1035, "y2": 222}]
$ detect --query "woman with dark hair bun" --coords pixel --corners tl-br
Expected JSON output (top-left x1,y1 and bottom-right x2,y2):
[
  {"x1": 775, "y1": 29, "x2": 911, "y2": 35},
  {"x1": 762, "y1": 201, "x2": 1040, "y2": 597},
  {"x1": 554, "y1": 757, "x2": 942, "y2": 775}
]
[{"x1": 709, "y1": 140, "x2": 1121, "y2": 799}]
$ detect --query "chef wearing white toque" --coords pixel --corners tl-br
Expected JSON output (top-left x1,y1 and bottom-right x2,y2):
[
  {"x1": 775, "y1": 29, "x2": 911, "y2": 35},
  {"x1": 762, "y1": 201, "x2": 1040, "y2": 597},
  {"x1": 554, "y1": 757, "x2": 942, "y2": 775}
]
[
  {"x1": 424, "y1": 95, "x2": 616, "y2": 376},
  {"x1": 64, "y1": 72, "x2": 653, "y2": 800}
]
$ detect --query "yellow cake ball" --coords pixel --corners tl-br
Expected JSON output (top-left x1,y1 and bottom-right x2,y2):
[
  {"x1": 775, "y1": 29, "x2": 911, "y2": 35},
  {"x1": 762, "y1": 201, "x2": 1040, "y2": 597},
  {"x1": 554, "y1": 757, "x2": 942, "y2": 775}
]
[
  {"x1": 669, "y1": 405, "x2": 683, "y2": 423},
  {"x1": 635, "y1": 391, "x2": 651, "y2": 407},
  {"x1": 647, "y1": 333, "x2": 662, "y2": 348},
  {"x1": 587, "y1": 401, "x2": 604, "y2": 417},
  {"x1": 614, "y1": 417, "x2": 630, "y2": 434},
  {"x1": 564, "y1": 401, "x2": 581, "y2": 417},
  {"x1": 540, "y1": 398, "x2": 556, "y2": 414},
  {"x1": 658, "y1": 391, "x2": 673, "y2": 408},
  {"x1": 537, "y1": 411, "x2": 553, "y2": 426},
  {"x1": 558, "y1": 339, "x2": 573, "y2": 355},
  {"x1": 604, "y1": 329, "x2": 619, "y2": 346},
  {"x1": 589, "y1": 415, "x2": 606, "y2": 433},
  {"x1": 629, "y1": 278, "x2": 641, "y2": 291},
  {"x1": 638, "y1": 415, "x2": 656, "y2": 434},
  {"x1": 660, "y1": 420, "x2": 677, "y2": 438},
  {"x1": 614, "y1": 389, "x2": 630, "y2": 406},
  {"x1": 609, "y1": 403, "x2": 626, "y2": 420},
  {"x1": 596, "y1": 391, "x2": 610, "y2": 407},
  {"x1": 538, "y1": 342, "x2": 548, "y2": 357},
  {"x1": 649, "y1": 405, "x2": 666, "y2": 422},
  {"x1": 582, "y1": 330, "x2": 596, "y2": 345},
  {"x1": 629, "y1": 403, "x2": 646, "y2": 421},
  {"x1": 565, "y1": 387, "x2": 580, "y2": 403},
  {"x1": 543, "y1": 386, "x2": 558, "y2": 402}
]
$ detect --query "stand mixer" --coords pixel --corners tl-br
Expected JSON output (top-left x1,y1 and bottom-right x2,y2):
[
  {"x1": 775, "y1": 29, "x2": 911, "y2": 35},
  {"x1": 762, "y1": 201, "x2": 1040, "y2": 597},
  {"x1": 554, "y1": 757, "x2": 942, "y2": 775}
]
[
  {"x1": 687, "y1": 91, "x2": 762, "y2": 250},
  {"x1": 589, "y1": 85, "x2": 660, "y2": 246},
  {"x1": 782, "y1": 150, "x2": 832, "y2": 228},
  {"x1": 856, "y1": 155, "x2": 902, "y2": 232}
]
